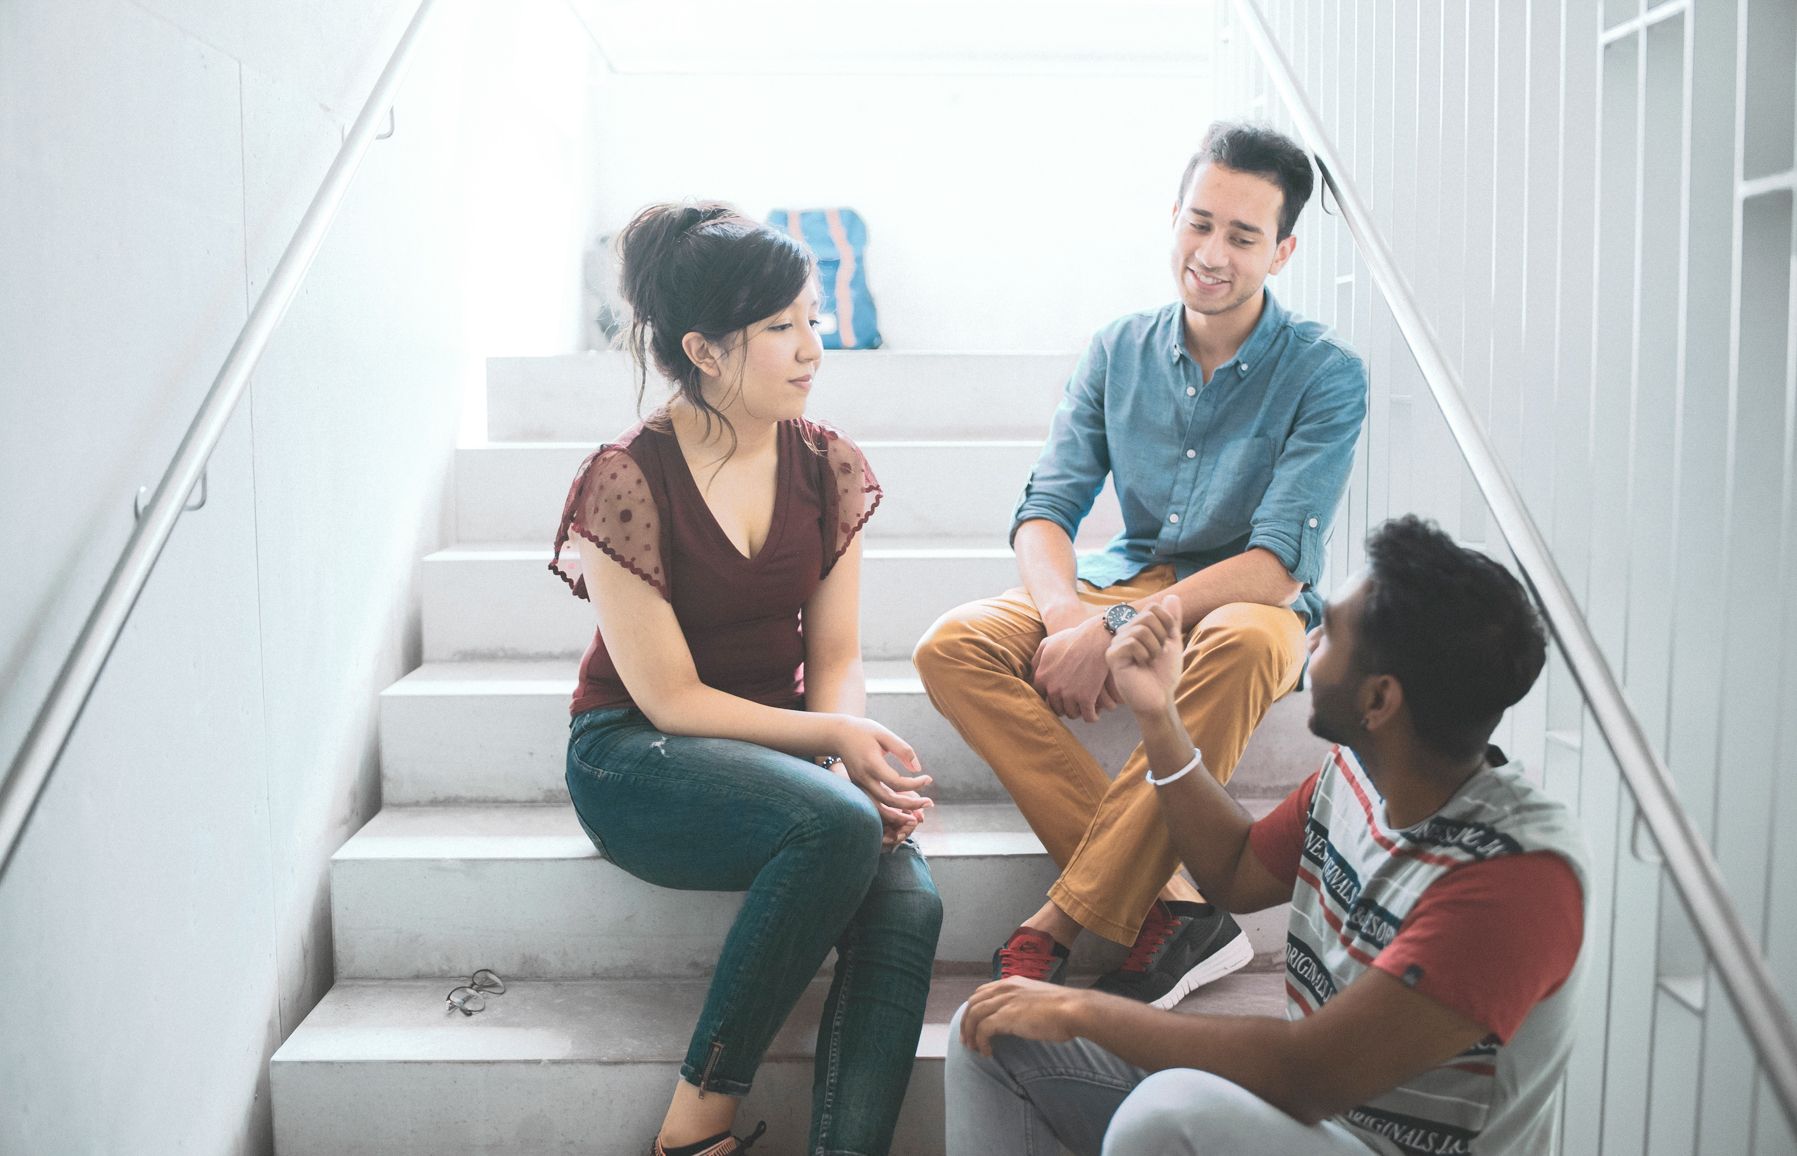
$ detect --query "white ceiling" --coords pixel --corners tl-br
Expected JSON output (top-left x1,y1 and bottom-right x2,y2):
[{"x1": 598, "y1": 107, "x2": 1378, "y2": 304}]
[{"x1": 564, "y1": 0, "x2": 1219, "y2": 76}]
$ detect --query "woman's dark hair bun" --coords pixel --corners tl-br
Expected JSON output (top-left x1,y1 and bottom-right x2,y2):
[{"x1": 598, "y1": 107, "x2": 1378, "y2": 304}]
[{"x1": 674, "y1": 202, "x2": 733, "y2": 237}]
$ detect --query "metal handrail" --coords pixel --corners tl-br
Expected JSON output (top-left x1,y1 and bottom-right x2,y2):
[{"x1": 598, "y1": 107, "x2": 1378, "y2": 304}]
[
  {"x1": 0, "y1": 0, "x2": 444, "y2": 882},
  {"x1": 1228, "y1": 0, "x2": 1797, "y2": 1128}
]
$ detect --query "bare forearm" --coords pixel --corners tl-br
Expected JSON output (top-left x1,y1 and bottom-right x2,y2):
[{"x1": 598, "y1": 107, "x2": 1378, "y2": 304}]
[
  {"x1": 648, "y1": 683, "x2": 842, "y2": 757},
  {"x1": 1134, "y1": 701, "x2": 1260, "y2": 909},
  {"x1": 1067, "y1": 993, "x2": 1325, "y2": 1123},
  {"x1": 805, "y1": 654, "x2": 867, "y2": 718},
  {"x1": 1013, "y1": 519, "x2": 1090, "y2": 632},
  {"x1": 1163, "y1": 548, "x2": 1301, "y2": 623}
]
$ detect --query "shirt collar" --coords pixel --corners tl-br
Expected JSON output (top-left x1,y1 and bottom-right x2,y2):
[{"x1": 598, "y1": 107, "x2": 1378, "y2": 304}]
[{"x1": 1168, "y1": 288, "x2": 1287, "y2": 374}]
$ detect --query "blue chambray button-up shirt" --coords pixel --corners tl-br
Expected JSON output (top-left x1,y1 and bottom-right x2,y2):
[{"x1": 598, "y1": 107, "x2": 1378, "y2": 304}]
[{"x1": 1010, "y1": 291, "x2": 1367, "y2": 629}]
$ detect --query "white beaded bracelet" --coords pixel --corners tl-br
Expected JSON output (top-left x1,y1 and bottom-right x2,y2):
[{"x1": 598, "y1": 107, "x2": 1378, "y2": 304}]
[{"x1": 1145, "y1": 748, "x2": 1205, "y2": 787}]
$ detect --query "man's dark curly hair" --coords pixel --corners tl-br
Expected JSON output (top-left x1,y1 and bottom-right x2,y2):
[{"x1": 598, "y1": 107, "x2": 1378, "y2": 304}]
[{"x1": 1357, "y1": 516, "x2": 1548, "y2": 759}]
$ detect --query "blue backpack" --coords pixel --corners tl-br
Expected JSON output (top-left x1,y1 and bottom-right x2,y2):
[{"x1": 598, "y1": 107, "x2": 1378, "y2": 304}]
[{"x1": 768, "y1": 208, "x2": 882, "y2": 349}]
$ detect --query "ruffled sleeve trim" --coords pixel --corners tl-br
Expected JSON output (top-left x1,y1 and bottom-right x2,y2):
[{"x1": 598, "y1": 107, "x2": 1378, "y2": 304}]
[
  {"x1": 549, "y1": 443, "x2": 671, "y2": 602},
  {"x1": 811, "y1": 420, "x2": 882, "y2": 577}
]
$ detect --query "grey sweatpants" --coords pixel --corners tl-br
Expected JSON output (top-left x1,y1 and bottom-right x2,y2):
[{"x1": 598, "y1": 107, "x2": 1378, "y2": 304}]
[{"x1": 944, "y1": 1004, "x2": 1378, "y2": 1156}]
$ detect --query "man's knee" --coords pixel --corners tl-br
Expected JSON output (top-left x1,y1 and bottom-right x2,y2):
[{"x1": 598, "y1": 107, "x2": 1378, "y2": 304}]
[
  {"x1": 913, "y1": 599, "x2": 1019, "y2": 689},
  {"x1": 1103, "y1": 1069, "x2": 1262, "y2": 1155},
  {"x1": 945, "y1": 1003, "x2": 1002, "y2": 1086},
  {"x1": 946, "y1": 1001, "x2": 1065, "y2": 1092},
  {"x1": 1188, "y1": 602, "x2": 1304, "y2": 674}
]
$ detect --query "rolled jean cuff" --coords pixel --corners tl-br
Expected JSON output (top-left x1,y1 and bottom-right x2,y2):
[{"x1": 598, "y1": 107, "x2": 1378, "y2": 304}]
[{"x1": 679, "y1": 1059, "x2": 754, "y2": 1099}]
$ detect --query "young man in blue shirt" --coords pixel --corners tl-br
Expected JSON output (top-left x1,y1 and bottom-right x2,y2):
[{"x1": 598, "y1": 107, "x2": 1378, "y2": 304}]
[{"x1": 915, "y1": 121, "x2": 1367, "y2": 1006}]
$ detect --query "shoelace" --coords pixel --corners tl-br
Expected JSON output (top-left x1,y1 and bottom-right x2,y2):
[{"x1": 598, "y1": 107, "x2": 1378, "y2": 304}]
[
  {"x1": 996, "y1": 933, "x2": 1062, "y2": 980},
  {"x1": 1119, "y1": 903, "x2": 1180, "y2": 974}
]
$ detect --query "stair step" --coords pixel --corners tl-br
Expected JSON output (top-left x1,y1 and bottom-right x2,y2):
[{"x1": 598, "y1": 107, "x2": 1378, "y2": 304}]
[
  {"x1": 271, "y1": 969, "x2": 1286, "y2": 1155},
  {"x1": 486, "y1": 351, "x2": 1082, "y2": 444},
  {"x1": 380, "y1": 660, "x2": 1325, "y2": 806},
  {"x1": 454, "y1": 440, "x2": 1123, "y2": 547},
  {"x1": 422, "y1": 541, "x2": 1023, "y2": 663},
  {"x1": 330, "y1": 803, "x2": 1290, "y2": 981}
]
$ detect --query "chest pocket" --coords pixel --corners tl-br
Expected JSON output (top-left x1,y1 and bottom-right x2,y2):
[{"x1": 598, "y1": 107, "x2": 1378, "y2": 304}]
[{"x1": 1204, "y1": 435, "x2": 1278, "y2": 525}]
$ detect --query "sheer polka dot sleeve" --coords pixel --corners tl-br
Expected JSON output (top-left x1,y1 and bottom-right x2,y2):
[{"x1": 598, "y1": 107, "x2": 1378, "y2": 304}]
[
  {"x1": 549, "y1": 446, "x2": 669, "y2": 601},
  {"x1": 817, "y1": 423, "x2": 882, "y2": 577}
]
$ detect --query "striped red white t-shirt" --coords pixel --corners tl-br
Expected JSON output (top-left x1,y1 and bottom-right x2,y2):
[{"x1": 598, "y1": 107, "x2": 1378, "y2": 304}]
[
  {"x1": 1249, "y1": 766, "x2": 1583, "y2": 1042},
  {"x1": 1247, "y1": 746, "x2": 1588, "y2": 1155}
]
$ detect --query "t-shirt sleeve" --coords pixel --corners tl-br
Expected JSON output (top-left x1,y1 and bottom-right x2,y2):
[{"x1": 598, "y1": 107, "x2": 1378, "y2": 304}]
[
  {"x1": 1248, "y1": 771, "x2": 1320, "y2": 889},
  {"x1": 818, "y1": 424, "x2": 882, "y2": 576},
  {"x1": 549, "y1": 445, "x2": 669, "y2": 601},
  {"x1": 1371, "y1": 852, "x2": 1585, "y2": 1042}
]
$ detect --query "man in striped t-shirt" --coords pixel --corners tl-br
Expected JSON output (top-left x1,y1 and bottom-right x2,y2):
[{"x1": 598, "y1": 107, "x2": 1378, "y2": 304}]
[{"x1": 947, "y1": 516, "x2": 1587, "y2": 1155}]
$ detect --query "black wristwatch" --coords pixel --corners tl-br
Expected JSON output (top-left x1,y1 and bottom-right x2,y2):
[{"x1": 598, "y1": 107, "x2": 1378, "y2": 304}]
[{"x1": 1101, "y1": 603, "x2": 1139, "y2": 635}]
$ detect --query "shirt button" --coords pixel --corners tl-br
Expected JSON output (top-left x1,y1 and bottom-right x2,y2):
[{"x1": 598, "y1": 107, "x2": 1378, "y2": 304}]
[
  {"x1": 1185, "y1": 449, "x2": 1196, "y2": 459},
  {"x1": 1185, "y1": 386, "x2": 1197, "y2": 397},
  {"x1": 1239, "y1": 362, "x2": 1250, "y2": 373},
  {"x1": 1168, "y1": 513, "x2": 1180, "y2": 524},
  {"x1": 1308, "y1": 517, "x2": 1319, "y2": 528}
]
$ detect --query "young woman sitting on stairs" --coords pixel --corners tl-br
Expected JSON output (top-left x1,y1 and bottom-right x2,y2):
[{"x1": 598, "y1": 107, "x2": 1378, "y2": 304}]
[{"x1": 550, "y1": 200, "x2": 943, "y2": 1156}]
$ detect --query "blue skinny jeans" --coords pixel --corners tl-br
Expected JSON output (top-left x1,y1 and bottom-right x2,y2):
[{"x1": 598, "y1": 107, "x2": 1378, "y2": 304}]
[{"x1": 567, "y1": 706, "x2": 943, "y2": 1156}]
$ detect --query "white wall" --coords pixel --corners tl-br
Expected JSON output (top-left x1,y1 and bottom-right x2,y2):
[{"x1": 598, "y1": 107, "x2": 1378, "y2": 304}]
[
  {"x1": 586, "y1": 68, "x2": 1222, "y2": 352},
  {"x1": 0, "y1": 2, "x2": 604, "y2": 1152}
]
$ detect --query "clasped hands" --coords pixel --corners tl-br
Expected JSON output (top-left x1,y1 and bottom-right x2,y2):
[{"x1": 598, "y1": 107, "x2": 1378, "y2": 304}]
[
  {"x1": 1032, "y1": 594, "x2": 1186, "y2": 721},
  {"x1": 827, "y1": 715, "x2": 934, "y2": 848}
]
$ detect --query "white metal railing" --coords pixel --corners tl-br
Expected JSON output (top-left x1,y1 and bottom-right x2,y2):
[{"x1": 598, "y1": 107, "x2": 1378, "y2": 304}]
[
  {"x1": 0, "y1": 0, "x2": 444, "y2": 881},
  {"x1": 1229, "y1": 0, "x2": 1797, "y2": 1132}
]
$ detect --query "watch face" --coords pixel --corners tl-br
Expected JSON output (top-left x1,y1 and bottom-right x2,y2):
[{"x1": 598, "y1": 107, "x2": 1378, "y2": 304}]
[{"x1": 1105, "y1": 604, "x2": 1137, "y2": 633}]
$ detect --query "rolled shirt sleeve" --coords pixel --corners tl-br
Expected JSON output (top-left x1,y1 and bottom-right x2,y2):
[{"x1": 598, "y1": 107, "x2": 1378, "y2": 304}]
[
  {"x1": 1010, "y1": 333, "x2": 1112, "y2": 546},
  {"x1": 1245, "y1": 350, "x2": 1368, "y2": 590}
]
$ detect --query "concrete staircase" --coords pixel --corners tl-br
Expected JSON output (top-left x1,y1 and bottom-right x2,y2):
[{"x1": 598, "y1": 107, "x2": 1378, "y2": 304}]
[{"x1": 269, "y1": 351, "x2": 1331, "y2": 1155}]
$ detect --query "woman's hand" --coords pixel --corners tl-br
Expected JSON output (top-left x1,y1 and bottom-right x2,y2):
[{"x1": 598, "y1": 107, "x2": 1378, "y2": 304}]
[
  {"x1": 821, "y1": 759, "x2": 926, "y2": 848},
  {"x1": 878, "y1": 802, "x2": 925, "y2": 848},
  {"x1": 830, "y1": 716, "x2": 933, "y2": 841}
]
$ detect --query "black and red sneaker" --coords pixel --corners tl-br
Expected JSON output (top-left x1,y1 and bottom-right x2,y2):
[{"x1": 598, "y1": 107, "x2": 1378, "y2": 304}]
[
  {"x1": 1092, "y1": 901, "x2": 1252, "y2": 1009},
  {"x1": 991, "y1": 926, "x2": 1071, "y2": 983}
]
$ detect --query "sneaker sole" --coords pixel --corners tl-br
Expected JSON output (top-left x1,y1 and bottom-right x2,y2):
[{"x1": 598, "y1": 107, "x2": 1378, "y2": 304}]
[{"x1": 1148, "y1": 928, "x2": 1255, "y2": 1011}]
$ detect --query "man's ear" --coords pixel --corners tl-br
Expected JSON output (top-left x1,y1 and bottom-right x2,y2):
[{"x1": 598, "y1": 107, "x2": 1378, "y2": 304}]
[
  {"x1": 1268, "y1": 232, "x2": 1298, "y2": 276},
  {"x1": 680, "y1": 330, "x2": 722, "y2": 378},
  {"x1": 1360, "y1": 674, "x2": 1404, "y2": 734}
]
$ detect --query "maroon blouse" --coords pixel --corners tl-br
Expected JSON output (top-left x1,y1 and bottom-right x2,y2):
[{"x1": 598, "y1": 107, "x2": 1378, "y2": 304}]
[{"x1": 550, "y1": 416, "x2": 881, "y2": 716}]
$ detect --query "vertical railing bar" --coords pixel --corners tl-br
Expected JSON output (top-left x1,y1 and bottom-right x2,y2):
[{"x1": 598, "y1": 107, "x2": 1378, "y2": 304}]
[
  {"x1": 1640, "y1": 4, "x2": 1696, "y2": 1146},
  {"x1": 1587, "y1": 17, "x2": 1619, "y2": 1152},
  {"x1": 1691, "y1": 0, "x2": 1754, "y2": 1143},
  {"x1": 1755, "y1": 38, "x2": 1797, "y2": 1146},
  {"x1": 1549, "y1": 5, "x2": 1576, "y2": 1137},
  {"x1": 1619, "y1": 12, "x2": 1651, "y2": 1147}
]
